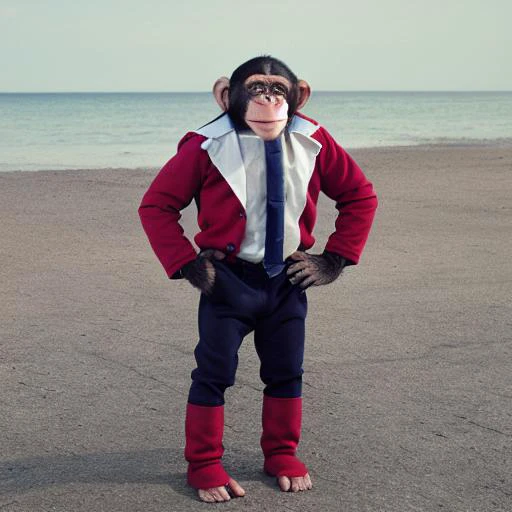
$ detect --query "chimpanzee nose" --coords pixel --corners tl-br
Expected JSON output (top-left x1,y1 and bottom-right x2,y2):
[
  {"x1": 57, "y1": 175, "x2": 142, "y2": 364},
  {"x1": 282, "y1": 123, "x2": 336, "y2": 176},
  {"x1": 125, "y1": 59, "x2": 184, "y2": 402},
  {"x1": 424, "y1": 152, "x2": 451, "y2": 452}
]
[{"x1": 262, "y1": 94, "x2": 278, "y2": 104}]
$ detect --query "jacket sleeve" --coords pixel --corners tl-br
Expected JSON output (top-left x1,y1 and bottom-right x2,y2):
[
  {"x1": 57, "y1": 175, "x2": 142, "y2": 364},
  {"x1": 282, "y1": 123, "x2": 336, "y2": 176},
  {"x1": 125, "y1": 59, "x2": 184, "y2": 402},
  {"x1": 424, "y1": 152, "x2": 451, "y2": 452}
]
[
  {"x1": 316, "y1": 127, "x2": 378, "y2": 265},
  {"x1": 138, "y1": 134, "x2": 205, "y2": 279}
]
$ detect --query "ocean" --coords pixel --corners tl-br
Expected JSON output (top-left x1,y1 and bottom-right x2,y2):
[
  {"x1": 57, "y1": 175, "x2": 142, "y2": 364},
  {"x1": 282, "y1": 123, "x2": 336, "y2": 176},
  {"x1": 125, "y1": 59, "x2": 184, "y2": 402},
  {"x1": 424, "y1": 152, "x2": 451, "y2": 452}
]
[{"x1": 1, "y1": 91, "x2": 511, "y2": 172}]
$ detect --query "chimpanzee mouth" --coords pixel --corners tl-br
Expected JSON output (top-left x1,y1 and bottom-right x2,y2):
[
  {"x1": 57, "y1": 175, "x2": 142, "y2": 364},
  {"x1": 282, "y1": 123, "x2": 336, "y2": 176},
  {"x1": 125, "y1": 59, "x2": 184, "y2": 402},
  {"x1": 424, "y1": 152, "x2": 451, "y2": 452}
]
[{"x1": 247, "y1": 120, "x2": 287, "y2": 124}]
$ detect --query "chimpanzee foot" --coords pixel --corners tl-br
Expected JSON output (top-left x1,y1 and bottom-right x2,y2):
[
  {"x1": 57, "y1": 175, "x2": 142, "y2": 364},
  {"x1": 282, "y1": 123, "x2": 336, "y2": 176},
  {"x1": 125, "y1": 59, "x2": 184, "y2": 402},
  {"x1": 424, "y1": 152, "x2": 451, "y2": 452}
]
[
  {"x1": 277, "y1": 473, "x2": 313, "y2": 492},
  {"x1": 197, "y1": 478, "x2": 245, "y2": 503}
]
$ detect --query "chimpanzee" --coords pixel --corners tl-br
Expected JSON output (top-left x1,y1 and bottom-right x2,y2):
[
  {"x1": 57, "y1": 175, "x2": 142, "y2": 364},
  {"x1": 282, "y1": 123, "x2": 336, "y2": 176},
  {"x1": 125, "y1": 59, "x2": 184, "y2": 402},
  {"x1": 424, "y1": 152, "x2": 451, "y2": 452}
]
[{"x1": 138, "y1": 55, "x2": 377, "y2": 503}]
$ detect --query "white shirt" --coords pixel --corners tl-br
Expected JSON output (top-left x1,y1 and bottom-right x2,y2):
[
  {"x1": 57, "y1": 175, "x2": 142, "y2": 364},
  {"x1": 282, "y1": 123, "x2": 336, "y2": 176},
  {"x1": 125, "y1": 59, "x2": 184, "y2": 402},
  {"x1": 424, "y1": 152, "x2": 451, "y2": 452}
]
[{"x1": 236, "y1": 130, "x2": 301, "y2": 263}]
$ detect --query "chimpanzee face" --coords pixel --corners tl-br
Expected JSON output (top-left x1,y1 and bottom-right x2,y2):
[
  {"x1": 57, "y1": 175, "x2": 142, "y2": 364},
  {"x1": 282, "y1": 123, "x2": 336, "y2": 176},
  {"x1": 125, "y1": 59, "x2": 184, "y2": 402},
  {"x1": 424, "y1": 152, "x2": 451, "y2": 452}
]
[{"x1": 243, "y1": 74, "x2": 291, "y2": 141}]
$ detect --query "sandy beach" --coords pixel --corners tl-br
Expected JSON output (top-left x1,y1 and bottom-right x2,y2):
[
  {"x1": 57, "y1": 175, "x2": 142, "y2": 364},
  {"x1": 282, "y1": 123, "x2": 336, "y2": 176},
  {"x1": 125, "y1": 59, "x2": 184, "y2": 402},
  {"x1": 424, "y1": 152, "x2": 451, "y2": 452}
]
[{"x1": 1, "y1": 144, "x2": 511, "y2": 511}]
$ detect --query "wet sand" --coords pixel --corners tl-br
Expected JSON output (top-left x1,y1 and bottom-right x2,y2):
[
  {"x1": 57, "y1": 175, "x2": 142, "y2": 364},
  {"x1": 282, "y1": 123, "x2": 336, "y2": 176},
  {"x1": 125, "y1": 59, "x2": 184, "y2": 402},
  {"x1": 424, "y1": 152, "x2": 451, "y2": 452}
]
[{"x1": 1, "y1": 145, "x2": 511, "y2": 511}]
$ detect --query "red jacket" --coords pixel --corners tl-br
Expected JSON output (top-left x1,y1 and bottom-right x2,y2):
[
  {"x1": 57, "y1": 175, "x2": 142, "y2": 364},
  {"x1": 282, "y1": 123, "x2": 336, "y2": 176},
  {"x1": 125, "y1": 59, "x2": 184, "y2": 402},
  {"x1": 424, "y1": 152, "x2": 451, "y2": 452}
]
[{"x1": 139, "y1": 113, "x2": 377, "y2": 279}]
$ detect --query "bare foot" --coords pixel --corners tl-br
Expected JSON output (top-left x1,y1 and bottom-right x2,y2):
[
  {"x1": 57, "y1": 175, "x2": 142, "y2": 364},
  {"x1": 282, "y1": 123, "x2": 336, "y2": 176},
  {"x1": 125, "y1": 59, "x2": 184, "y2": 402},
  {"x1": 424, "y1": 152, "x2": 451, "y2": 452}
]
[
  {"x1": 277, "y1": 473, "x2": 313, "y2": 492},
  {"x1": 197, "y1": 478, "x2": 245, "y2": 503}
]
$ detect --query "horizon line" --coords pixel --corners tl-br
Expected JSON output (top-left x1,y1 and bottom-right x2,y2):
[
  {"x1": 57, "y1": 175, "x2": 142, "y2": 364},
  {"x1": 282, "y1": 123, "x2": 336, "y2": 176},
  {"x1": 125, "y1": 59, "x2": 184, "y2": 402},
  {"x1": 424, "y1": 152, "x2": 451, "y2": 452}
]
[{"x1": 1, "y1": 89, "x2": 511, "y2": 94}]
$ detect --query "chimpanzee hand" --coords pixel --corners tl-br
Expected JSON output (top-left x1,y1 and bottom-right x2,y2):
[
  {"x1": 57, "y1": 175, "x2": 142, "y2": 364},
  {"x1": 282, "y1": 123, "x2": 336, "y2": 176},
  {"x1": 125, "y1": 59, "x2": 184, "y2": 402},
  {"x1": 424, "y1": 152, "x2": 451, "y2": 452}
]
[
  {"x1": 287, "y1": 250, "x2": 346, "y2": 289},
  {"x1": 181, "y1": 250, "x2": 226, "y2": 295}
]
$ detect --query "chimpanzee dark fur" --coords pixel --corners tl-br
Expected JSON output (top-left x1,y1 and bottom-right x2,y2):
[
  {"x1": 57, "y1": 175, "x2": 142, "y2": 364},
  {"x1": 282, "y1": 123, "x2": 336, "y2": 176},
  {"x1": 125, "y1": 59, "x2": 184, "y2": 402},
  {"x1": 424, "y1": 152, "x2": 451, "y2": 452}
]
[
  {"x1": 288, "y1": 251, "x2": 347, "y2": 289},
  {"x1": 182, "y1": 254, "x2": 215, "y2": 295}
]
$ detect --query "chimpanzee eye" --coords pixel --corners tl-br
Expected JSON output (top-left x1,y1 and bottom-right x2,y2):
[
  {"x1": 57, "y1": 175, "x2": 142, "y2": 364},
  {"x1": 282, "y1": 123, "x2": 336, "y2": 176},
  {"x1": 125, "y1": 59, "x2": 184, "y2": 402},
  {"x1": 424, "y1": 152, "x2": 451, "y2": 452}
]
[
  {"x1": 271, "y1": 84, "x2": 288, "y2": 97},
  {"x1": 247, "y1": 82, "x2": 266, "y2": 96}
]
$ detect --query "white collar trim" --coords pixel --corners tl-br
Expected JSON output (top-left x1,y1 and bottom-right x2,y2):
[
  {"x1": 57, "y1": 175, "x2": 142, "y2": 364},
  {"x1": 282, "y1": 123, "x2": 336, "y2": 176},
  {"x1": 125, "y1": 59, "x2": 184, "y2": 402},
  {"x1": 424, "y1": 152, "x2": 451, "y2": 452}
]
[{"x1": 195, "y1": 114, "x2": 235, "y2": 140}]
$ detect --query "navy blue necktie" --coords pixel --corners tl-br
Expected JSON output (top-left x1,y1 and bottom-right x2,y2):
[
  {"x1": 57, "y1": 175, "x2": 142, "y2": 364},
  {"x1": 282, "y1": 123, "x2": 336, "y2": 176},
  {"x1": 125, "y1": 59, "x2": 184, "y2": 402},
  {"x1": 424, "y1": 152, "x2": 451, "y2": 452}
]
[{"x1": 263, "y1": 138, "x2": 285, "y2": 277}]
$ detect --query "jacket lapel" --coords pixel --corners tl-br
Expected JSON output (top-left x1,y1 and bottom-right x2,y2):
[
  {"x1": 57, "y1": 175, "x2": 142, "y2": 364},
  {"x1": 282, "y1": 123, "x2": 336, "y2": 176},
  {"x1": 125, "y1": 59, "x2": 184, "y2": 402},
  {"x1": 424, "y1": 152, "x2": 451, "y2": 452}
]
[
  {"x1": 282, "y1": 123, "x2": 322, "y2": 257},
  {"x1": 196, "y1": 116, "x2": 247, "y2": 209}
]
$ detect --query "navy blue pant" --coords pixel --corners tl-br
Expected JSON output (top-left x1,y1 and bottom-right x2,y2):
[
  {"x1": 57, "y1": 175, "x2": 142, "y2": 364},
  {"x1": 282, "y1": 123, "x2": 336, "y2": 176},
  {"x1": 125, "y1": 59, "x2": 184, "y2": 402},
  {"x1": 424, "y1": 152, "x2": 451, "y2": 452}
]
[{"x1": 188, "y1": 259, "x2": 308, "y2": 406}]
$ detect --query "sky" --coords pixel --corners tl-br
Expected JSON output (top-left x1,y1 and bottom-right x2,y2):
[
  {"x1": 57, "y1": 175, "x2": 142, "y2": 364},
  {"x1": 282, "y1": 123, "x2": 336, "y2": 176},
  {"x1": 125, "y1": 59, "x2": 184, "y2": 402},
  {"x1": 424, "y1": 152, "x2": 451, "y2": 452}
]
[{"x1": 0, "y1": 0, "x2": 511, "y2": 92}]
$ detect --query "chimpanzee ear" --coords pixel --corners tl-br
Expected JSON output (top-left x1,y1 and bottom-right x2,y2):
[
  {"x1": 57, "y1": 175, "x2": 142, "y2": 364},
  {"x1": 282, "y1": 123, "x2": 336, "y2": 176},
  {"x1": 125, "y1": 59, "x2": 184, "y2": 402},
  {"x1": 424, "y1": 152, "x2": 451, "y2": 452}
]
[
  {"x1": 296, "y1": 80, "x2": 311, "y2": 110},
  {"x1": 213, "y1": 77, "x2": 230, "y2": 111}
]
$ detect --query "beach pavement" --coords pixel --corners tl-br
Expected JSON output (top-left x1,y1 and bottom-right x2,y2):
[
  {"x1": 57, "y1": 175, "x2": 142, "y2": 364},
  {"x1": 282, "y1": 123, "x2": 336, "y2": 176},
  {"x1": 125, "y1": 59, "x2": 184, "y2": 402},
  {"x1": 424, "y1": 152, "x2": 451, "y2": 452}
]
[{"x1": 1, "y1": 145, "x2": 511, "y2": 511}]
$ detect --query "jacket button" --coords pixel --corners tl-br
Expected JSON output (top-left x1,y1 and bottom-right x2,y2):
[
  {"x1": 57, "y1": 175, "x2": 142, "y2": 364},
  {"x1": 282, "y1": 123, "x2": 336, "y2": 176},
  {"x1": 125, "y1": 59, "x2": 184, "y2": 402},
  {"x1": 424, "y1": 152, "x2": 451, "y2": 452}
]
[{"x1": 226, "y1": 243, "x2": 235, "y2": 253}]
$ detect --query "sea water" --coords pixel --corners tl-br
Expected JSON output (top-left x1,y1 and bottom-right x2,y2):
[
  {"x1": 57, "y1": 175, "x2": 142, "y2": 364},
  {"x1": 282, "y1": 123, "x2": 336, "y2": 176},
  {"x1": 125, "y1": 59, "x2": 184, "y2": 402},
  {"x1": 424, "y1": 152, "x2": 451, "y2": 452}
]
[{"x1": 0, "y1": 91, "x2": 511, "y2": 171}]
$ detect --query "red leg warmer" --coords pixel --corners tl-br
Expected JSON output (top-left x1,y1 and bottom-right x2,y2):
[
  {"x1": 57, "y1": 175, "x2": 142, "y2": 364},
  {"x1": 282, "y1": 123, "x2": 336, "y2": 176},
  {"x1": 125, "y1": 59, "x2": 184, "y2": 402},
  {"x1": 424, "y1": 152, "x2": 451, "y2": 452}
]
[
  {"x1": 184, "y1": 403, "x2": 230, "y2": 489},
  {"x1": 260, "y1": 396, "x2": 308, "y2": 478}
]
